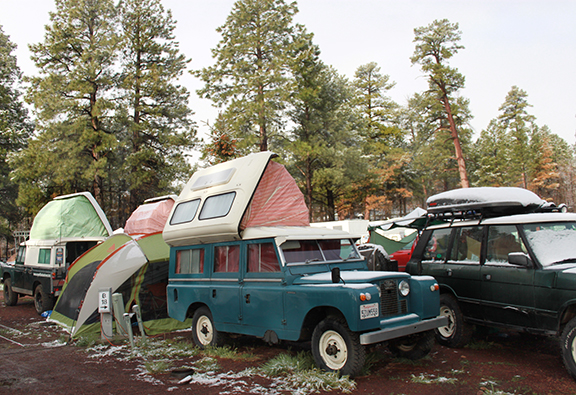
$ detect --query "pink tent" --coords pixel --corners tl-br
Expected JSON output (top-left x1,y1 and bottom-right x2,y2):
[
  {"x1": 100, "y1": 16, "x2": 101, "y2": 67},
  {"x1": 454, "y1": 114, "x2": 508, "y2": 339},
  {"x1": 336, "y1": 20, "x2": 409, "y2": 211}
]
[
  {"x1": 240, "y1": 161, "x2": 310, "y2": 229},
  {"x1": 125, "y1": 197, "x2": 175, "y2": 235}
]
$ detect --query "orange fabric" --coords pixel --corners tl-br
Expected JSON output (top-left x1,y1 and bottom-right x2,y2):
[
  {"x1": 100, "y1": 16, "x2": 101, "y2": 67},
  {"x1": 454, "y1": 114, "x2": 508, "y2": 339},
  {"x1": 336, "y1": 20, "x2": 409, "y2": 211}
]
[
  {"x1": 125, "y1": 199, "x2": 174, "y2": 235},
  {"x1": 240, "y1": 161, "x2": 309, "y2": 229}
]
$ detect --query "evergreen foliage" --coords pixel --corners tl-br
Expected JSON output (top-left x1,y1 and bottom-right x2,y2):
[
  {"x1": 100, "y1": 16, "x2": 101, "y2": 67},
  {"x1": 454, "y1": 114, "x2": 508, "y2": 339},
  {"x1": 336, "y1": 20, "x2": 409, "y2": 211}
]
[{"x1": 2, "y1": 1, "x2": 575, "y2": 231}]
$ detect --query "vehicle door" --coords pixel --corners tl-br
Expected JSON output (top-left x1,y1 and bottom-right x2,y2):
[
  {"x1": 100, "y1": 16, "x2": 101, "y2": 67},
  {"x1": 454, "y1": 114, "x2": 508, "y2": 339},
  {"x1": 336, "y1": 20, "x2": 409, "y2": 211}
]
[
  {"x1": 444, "y1": 226, "x2": 484, "y2": 319},
  {"x1": 12, "y1": 245, "x2": 28, "y2": 293},
  {"x1": 240, "y1": 240, "x2": 285, "y2": 336},
  {"x1": 210, "y1": 243, "x2": 242, "y2": 326},
  {"x1": 482, "y1": 224, "x2": 535, "y2": 328}
]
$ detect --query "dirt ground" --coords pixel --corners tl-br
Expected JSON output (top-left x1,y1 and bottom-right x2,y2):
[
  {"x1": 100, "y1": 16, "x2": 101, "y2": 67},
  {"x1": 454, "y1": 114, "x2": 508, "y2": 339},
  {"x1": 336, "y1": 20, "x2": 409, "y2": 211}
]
[{"x1": 2, "y1": 295, "x2": 576, "y2": 395}]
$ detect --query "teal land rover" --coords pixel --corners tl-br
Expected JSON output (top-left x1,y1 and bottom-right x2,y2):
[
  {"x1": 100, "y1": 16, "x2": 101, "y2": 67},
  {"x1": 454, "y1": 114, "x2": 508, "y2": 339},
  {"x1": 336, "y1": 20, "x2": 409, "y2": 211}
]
[
  {"x1": 406, "y1": 187, "x2": 576, "y2": 379},
  {"x1": 163, "y1": 152, "x2": 447, "y2": 377}
]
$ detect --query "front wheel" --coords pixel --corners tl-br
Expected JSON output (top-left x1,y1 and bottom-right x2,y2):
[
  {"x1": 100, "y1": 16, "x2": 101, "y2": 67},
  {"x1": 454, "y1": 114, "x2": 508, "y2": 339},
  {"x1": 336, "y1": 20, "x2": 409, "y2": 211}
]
[
  {"x1": 561, "y1": 317, "x2": 576, "y2": 380},
  {"x1": 3, "y1": 278, "x2": 18, "y2": 306},
  {"x1": 388, "y1": 330, "x2": 435, "y2": 360},
  {"x1": 435, "y1": 294, "x2": 473, "y2": 348},
  {"x1": 191, "y1": 307, "x2": 226, "y2": 348},
  {"x1": 311, "y1": 316, "x2": 365, "y2": 377},
  {"x1": 33, "y1": 284, "x2": 54, "y2": 315}
]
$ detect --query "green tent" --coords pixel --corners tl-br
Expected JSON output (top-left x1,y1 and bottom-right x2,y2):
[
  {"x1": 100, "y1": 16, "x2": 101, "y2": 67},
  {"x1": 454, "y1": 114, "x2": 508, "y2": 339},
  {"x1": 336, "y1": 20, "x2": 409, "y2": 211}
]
[
  {"x1": 30, "y1": 192, "x2": 111, "y2": 240},
  {"x1": 49, "y1": 233, "x2": 192, "y2": 338}
]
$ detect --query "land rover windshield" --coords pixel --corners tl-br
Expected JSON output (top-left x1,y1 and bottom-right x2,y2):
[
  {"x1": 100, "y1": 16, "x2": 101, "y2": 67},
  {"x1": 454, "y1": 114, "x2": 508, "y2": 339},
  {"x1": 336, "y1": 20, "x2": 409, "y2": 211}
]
[
  {"x1": 280, "y1": 238, "x2": 361, "y2": 265},
  {"x1": 522, "y1": 221, "x2": 576, "y2": 267}
]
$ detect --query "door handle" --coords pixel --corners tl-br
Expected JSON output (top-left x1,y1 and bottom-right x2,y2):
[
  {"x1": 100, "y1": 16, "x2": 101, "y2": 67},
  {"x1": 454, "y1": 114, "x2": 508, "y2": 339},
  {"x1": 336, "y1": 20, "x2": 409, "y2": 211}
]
[
  {"x1": 446, "y1": 268, "x2": 452, "y2": 277},
  {"x1": 245, "y1": 294, "x2": 250, "y2": 304},
  {"x1": 484, "y1": 274, "x2": 491, "y2": 280}
]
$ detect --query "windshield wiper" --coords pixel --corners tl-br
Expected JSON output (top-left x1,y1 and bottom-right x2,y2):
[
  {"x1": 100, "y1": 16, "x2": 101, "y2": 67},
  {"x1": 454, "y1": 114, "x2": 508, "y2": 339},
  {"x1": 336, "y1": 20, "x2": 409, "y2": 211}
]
[
  {"x1": 305, "y1": 258, "x2": 321, "y2": 264},
  {"x1": 552, "y1": 258, "x2": 576, "y2": 265}
]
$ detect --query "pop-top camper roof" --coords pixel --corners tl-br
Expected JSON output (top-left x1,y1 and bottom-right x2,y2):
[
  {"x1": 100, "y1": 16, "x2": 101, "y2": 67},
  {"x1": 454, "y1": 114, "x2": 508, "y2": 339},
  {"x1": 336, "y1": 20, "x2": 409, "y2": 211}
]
[
  {"x1": 29, "y1": 192, "x2": 112, "y2": 241},
  {"x1": 124, "y1": 195, "x2": 176, "y2": 236},
  {"x1": 163, "y1": 152, "x2": 310, "y2": 246}
]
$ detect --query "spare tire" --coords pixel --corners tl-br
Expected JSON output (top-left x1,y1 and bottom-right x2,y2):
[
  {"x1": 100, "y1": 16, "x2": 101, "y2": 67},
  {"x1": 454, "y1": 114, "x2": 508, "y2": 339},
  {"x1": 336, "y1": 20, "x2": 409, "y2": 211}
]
[{"x1": 358, "y1": 243, "x2": 397, "y2": 271}]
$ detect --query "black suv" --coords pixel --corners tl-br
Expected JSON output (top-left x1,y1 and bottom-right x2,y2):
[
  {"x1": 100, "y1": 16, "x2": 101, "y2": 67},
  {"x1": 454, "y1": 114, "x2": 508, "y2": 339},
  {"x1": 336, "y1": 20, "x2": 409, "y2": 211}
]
[{"x1": 405, "y1": 187, "x2": 576, "y2": 379}]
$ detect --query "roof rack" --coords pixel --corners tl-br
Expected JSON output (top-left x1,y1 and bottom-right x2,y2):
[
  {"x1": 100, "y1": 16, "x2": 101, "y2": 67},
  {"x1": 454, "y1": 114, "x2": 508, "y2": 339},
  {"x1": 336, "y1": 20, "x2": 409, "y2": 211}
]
[{"x1": 426, "y1": 187, "x2": 567, "y2": 221}]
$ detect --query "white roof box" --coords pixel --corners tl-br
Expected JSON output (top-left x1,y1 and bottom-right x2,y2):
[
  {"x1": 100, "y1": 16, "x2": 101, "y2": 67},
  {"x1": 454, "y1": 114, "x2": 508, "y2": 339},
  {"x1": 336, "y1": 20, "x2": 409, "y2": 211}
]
[
  {"x1": 163, "y1": 152, "x2": 309, "y2": 247},
  {"x1": 427, "y1": 187, "x2": 546, "y2": 216}
]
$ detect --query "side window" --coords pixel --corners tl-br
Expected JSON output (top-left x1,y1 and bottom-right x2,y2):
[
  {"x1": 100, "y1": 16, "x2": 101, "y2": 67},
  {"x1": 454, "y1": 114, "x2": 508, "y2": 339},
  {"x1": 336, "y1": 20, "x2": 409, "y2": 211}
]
[
  {"x1": 486, "y1": 225, "x2": 526, "y2": 265},
  {"x1": 16, "y1": 246, "x2": 25, "y2": 264},
  {"x1": 451, "y1": 226, "x2": 483, "y2": 262},
  {"x1": 214, "y1": 245, "x2": 240, "y2": 272},
  {"x1": 170, "y1": 199, "x2": 201, "y2": 225},
  {"x1": 422, "y1": 228, "x2": 452, "y2": 262},
  {"x1": 38, "y1": 248, "x2": 51, "y2": 264},
  {"x1": 199, "y1": 192, "x2": 236, "y2": 220},
  {"x1": 176, "y1": 248, "x2": 204, "y2": 274},
  {"x1": 248, "y1": 243, "x2": 280, "y2": 272}
]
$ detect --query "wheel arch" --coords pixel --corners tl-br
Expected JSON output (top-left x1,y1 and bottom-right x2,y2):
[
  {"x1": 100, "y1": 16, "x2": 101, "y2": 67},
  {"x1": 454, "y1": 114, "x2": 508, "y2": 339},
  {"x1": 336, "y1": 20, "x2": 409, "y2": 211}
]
[
  {"x1": 299, "y1": 306, "x2": 345, "y2": 341},
  {"x1": 559, "y1": 303, "x2": 576, "y2": 334},
  {"x1": 185, "y1": 302, "x2": 209, "y2": 320}
]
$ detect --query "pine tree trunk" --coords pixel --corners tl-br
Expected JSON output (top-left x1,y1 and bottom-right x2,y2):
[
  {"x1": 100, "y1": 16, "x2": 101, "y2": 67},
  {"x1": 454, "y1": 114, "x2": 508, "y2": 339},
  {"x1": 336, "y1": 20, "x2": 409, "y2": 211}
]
[{"x1": 442, "y1": 96, "x2": 469, "y2": 188}]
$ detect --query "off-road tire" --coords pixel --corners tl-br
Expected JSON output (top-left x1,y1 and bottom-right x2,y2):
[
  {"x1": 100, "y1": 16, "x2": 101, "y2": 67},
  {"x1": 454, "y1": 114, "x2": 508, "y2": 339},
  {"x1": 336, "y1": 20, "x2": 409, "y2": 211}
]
[
  {"x1": 3, "y1": 278, "x2": 18, "y2": 306},
  {"x1": 388, "y1": 330, "x2": 435, "y2": 360},
  {"x1": 33, "y1": 284, "x2": 54, "y2": 315},
  {"x1": 191, "y1": 306, "x2": 226, "y2": 348},
  {"x1": 311, "y1": 316, "x2": 366, "y2": 377},
  {"x1": 561, "y1": 317, "x2": 576, "y2": 380},
  {"x1": 435, "y1": 294, "x2": 473, "y2": 348}
]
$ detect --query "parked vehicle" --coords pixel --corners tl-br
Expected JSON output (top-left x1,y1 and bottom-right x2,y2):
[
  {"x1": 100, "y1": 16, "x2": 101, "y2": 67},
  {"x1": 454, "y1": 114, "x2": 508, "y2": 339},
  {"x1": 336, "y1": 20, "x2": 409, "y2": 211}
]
[
  {"x1": 2, "y1": 192, "x2": 112, "y2": 314},
  {"x1": 163, "y1": 152, "x2": 447, "y2": 377},
  {"x1": 405, "y1": 187, "x2": 576, "y2": 379}
]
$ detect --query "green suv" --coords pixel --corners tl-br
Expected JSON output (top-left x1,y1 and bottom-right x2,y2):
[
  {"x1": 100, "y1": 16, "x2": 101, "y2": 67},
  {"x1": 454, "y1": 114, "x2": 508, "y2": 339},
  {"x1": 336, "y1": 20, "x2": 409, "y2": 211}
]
[{"x1": 405, "y1": 187, "x2": 576, "y2": 379}]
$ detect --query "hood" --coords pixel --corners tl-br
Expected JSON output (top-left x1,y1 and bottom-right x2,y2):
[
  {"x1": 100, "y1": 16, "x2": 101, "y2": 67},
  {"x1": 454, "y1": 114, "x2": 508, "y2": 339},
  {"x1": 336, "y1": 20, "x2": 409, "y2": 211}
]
[{"x1": 293, "y1": 270, "x2": 410, "y2": 286}]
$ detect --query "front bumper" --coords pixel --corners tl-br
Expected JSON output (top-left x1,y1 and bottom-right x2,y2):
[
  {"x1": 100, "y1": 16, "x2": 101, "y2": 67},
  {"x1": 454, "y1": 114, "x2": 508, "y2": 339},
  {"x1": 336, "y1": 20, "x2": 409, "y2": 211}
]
[{"x1": 359, "y1": 314, "x2": 448, "y2": 345}]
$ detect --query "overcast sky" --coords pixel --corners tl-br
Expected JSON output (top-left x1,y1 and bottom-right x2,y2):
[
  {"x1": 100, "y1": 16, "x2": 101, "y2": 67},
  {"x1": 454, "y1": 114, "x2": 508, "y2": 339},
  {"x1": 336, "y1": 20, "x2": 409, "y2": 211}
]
[{"x1": 1, "y1": 0, "x2": 575, "y2": 146}]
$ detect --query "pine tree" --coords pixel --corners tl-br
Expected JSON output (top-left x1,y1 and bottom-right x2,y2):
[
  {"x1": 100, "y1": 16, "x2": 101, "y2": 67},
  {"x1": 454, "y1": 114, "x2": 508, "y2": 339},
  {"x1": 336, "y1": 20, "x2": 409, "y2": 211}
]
[
  {"x1": 0, "y1": 26, "x2": 32, "y2": 237},
  {"x1": 195, "y1": 0, "x2": 300, "y2": 152},
  {"x1": 118, "y1": 0, "x2": 197, "y2": 214},
  {"x1": 19, "y1": 0, "x2": 119, "y2": 211},
  {"x1": 411, "y1": 19, "x2": 469, "y2": 188}
]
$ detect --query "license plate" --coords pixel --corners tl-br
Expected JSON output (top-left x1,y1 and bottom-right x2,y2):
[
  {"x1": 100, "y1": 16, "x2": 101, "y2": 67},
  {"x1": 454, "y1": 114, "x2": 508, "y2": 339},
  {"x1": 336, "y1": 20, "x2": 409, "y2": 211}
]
[{"x1": 360, "y1": 303, "x2": 379, "y2": 320}]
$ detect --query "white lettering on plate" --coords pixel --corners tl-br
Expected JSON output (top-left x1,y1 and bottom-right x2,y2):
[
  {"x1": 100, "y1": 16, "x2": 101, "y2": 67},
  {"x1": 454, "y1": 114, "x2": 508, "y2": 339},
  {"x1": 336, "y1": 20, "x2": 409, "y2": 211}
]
[{"x1": 360, "y1": 303, "x2": 379, "y2": 320}]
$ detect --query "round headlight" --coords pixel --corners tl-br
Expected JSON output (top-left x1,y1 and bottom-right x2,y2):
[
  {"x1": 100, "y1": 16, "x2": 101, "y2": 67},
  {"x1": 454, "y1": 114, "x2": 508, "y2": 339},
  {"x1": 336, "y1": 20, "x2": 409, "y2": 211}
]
[{"x1": 398, "y1": 280, "x2": 410, "y2": 297}]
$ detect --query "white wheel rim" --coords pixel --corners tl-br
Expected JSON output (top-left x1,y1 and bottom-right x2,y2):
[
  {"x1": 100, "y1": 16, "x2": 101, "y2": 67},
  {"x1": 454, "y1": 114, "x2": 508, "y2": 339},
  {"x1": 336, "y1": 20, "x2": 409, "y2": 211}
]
[
  {"x1": 196, "y1": 315, "x2": 213, "y2": 346},
  {"x1": 438, "y1": 305, "x2": 456, "y2": 338},
  {"x1": 319, "y1": 330, "x2": 348, "y2": 370},
  {"x1": 571, "y1": 334, "x2": 576, "y2": 362}
]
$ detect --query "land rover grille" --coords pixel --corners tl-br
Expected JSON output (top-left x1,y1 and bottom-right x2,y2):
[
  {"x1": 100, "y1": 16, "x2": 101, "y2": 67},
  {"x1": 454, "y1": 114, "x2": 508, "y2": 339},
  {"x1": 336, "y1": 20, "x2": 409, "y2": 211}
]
[{"x1": 379, "y1": 279, "x2": 408, "y2": 317}]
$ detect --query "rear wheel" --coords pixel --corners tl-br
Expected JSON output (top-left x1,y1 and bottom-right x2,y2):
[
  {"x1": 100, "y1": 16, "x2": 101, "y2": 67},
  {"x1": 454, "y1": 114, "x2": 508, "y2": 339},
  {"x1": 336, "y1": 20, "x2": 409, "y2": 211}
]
[
  {"x1": 33, "y1": 284, "x2": 54, "y2": 315},
  {"x1": 388, "y1": 330, "x2": 435, "y2": 360},
  {"x1": 191, "y1": 307, "x2": 226, "y2": 348},
  {"x1": 3, "y1": 278, "x2": 18, "y2": 306},
  {"x1": 435, "y1": 294, "x2": 473, "y2": 348},
  {"x1": 561, "y1": 317, "x2": 576, "y2": 380},
  {"x1": 311, "y1": 316, "x2": 365, "y2": 377}
]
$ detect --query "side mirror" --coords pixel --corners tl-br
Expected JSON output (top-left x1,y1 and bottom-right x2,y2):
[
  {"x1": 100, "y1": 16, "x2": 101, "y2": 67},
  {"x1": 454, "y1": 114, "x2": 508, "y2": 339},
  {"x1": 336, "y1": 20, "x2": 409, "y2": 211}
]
[
  {"x1": 331, "y1": 267, "x2": 341, "y2": 284},
  {"x1": 508, "y1": 252, "x2": 532, "y2": 268}
]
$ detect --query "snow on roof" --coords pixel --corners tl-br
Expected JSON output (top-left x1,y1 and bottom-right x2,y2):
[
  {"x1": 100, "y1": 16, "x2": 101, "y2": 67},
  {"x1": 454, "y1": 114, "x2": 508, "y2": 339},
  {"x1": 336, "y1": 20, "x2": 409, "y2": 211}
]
[{"x1": 427, "y1": 187, "x2": 545, "y2": 214}]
